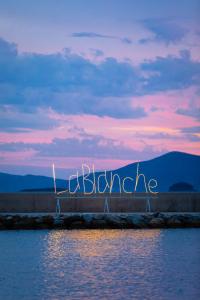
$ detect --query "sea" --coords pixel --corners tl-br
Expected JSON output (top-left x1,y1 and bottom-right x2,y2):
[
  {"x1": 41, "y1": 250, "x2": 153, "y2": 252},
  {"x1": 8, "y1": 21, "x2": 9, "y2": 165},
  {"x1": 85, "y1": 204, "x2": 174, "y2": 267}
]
[{"x1": 0, "y1": 229, "x2": 199, "y2": 300}]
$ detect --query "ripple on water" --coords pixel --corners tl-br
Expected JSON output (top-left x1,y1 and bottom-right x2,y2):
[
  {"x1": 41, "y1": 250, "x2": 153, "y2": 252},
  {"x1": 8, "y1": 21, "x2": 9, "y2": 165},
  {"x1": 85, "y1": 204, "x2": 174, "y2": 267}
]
[{"x1": 0, "y1": 229, "x2": 200, "y2": 300}]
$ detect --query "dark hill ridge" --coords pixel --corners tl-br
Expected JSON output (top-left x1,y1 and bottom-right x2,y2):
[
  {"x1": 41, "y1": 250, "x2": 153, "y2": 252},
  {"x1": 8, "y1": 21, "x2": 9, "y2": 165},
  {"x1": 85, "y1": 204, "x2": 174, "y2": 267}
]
[
  {"x1": 0, "y1": 151, "x2": 199, "y2": 192},
  {"x1": 0, "y1": 172, "x2": 66, "y2": 193},
  {"x1": 112, "y1": 151, "x2": 200, "y2": 192}
]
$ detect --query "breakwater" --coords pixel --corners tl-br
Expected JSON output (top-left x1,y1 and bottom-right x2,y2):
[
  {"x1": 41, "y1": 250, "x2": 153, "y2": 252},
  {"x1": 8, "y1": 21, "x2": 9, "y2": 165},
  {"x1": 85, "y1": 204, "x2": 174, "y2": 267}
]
[
  {"x1": 0, "y1": 213, "x2": 200, "y2": 229},
  {"x1": 1, "y1": 193, "x2": 199, "y2": 229}
]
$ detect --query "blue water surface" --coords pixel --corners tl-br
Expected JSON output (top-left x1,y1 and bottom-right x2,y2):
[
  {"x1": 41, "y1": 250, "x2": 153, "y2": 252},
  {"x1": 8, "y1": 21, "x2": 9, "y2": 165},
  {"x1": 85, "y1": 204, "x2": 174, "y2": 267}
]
[{"x1": 0, "y1": 229, "x2": 200, "y2": 300}]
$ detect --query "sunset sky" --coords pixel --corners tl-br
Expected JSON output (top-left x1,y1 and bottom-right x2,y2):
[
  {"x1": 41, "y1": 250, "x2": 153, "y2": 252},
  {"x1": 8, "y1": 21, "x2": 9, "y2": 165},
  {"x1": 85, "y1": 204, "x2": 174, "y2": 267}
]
[{"x1": 0, "y1": 0, "x2": 200, "y2": 178}]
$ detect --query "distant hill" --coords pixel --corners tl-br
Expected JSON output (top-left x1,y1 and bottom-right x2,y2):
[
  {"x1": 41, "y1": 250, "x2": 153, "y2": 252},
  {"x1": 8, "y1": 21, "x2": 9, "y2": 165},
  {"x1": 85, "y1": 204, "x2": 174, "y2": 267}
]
[
  {"x1": 0, "y1": 173, "x2": 66, "y2": 193},
  {"x1": 0, "y1": 151, "x2": 200, "y2": 192},
  {"x1": 112, "y1": 151, "x2": 200, "y2": 192},
  {"x1": 68, "y1": 151, "x2": 200, "y2": 193}
]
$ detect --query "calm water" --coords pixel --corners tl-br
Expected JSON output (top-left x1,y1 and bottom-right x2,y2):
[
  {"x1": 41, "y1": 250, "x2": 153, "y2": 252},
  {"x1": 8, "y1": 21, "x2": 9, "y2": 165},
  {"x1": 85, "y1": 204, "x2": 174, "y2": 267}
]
[{"x1": 0, "y1": 229, "x2": 199, "y2": 300}]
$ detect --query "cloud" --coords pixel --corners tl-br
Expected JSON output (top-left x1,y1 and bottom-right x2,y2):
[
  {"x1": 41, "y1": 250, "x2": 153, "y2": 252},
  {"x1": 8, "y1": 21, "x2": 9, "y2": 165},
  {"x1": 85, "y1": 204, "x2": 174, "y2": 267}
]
[
  {"x1": 0, "y1": 37, "x2": 17, "y2": 58},
  {"x1": 0, "y1": 105, "x2": 59, "y2": 132},
  {"x1": 39, "y1": 137, "x2": 162, "y2": 160},
  {"x1": 71, "y1": 32, "x2": 115, "y2": 39},
  {"x1": 90, "y1": 48, "x2": 104, "y2": 57},
  {"x1": 150, "y1": 106, "x2": 162, "y2": 112},
  {"x1": 133, "y1": 131, "x2": 179, "y2": 141},
  {"x1": 121, "y1": 37, "x2": 132, "y2": 44},
  {"x1": 48, "y1": 92, "x2": 147, "y2": 119},
  {"x1": 176, "y1": 107, "x2": 200, "y2": 121},
  {"x1": 0, "y1": 37, "x2": 143, "y2": 120},
  {"x1": 71, "y1": 32, "x2": 132, "y2": 44},
  {"x1": 179, "y1": 126, "x2": 200, "y2": 142},
  {"x1": 37, "y1": 136, "x2": 134, "y2": 159},
  {"x1": 181, "y1": 126, "x2": 200, "y2": 133},
  {"x1": 139, "y1": 18, "x2": 188, "y2": 45},
  {"x1": 141, "y1": 50, "x2": 200, "y2": 92},
  {"x1": 0, "y1": 126, "x2": 164, "y2": 161},
  {"x1": 0, "y1": 128, "x2": 161, "y2": 161},
  {"x1": 132, "y1": 129, "x2": 200, "y2": 143},
  {"x1": 0, "y1": 37, "x2": 199, "y2": 127},
  {"x1": 184, "y1": 135, "x2": 200, "y2": 142}
]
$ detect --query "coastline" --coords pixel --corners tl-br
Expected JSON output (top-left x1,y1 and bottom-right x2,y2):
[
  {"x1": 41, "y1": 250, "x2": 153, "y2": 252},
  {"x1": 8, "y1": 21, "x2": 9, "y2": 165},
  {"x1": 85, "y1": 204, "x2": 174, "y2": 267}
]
[{"x1": 1, "y1": 212, "x2": 200, "y2": 230}]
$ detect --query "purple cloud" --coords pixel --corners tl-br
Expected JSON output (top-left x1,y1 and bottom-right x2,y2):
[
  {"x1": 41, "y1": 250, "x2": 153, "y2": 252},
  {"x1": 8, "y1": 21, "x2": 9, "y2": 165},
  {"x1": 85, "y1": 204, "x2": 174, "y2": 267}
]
[
  {"x1": 139, "y1": 18, "x2": 188, "y2": 45},
  {"x1": 71, "y1": 32, "x2": 132, "y2": 44}
]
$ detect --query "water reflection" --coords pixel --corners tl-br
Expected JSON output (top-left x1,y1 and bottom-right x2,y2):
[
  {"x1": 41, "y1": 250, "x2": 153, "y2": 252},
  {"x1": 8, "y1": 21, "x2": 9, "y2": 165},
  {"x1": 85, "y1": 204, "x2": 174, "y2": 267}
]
[
  {"x1": 40, "y1": 229, "x2": 163, "y2": 299},
  {"x1": 0, "y1": 229, "x2": 199, "y2": 300},
  {"x1": 45, "y1": 229, "x2": 161, "y2": 259}
]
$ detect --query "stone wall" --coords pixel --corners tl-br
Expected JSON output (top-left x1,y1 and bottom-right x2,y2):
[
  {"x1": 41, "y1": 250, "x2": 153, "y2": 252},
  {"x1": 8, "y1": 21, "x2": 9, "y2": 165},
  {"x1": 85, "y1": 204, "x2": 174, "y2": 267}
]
[{"x1": 0, "y1": 213, "x2": 200, "y2": 229}]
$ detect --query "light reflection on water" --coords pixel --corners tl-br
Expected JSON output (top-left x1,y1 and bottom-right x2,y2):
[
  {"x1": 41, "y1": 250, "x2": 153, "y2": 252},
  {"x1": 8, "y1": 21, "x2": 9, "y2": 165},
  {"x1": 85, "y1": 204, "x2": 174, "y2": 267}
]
[
  {"x1": 0, "y1": 229, "x2": 200, "y2": 300},
  {"x1": 46, "y1": 229, "x2": 161, "y2": 259}
]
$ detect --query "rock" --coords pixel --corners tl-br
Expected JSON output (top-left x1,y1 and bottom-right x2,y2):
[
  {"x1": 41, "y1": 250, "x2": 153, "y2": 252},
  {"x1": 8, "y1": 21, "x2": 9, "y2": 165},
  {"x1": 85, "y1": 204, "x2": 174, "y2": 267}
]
[
  {"x1": 3, "y1": 215, "x2": 15, "y2": 229},
  {"x1": 105, "y1": 215, "x2": 128, "y2": 228},
  {"x1": 91, "y1": 219, "x2": 108, "y2": 229},
  {"x1": 53, "y1": 216, "x2": 64, "y2": 228},
  {"x1": 14, "y1": 217, "x2": 37, "y2": 229},
  {"x1": 92, "y1": 214, "x2": 104, "y2": 220},
  {"x1": 149, "y1": 217, "x2": 165, "y2": 228},
  {"x1": 41, "y1": 216, "x2": 54, "y2": 227},
  {"x1": 0, "y1": 213, "x2": 200, "y2": 229},
  {"x1": 83, "y1": 214, "x2": 93, "y2": 226},
  {"x1": 166, "y1": 217, "x2": 182, "y2": 228},
  {"x1": 186, "y1": 215, "x2": 200, "y2": 227},
  {"x1": 0, "y1": 221, "x2": 5, "y2": 229},
  {"x1": 128, "y1": 215, "x2": 147, "y2": 228},
  {"x1": 69, "y1": 220, "x2": 87, "y2": 229},
  {"x1": 152, "y1": 212, "x2": 160, "y2": 218},
  {"x1": 35, "y1": 216, "x2": 54, "y2": 229},
  {"x1": 83, "y1": 214, "x2": 93, "y2": 222},
  {"x1": 63, "y1": 214, "x2": 83, "y2": 227}
]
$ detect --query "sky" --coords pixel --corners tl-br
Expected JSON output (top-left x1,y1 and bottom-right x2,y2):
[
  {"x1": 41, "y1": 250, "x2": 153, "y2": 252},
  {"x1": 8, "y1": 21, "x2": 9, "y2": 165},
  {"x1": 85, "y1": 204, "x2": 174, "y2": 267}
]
[{"x1": 0, "y1": 0, "x2": 200, "y2": 178}]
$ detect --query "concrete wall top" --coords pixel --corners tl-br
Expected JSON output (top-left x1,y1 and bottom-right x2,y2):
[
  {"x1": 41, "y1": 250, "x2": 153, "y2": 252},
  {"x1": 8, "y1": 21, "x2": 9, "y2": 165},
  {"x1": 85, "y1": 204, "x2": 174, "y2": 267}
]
[{"x1": 0, "y1": 192, "x2": 199, "y2": 213}]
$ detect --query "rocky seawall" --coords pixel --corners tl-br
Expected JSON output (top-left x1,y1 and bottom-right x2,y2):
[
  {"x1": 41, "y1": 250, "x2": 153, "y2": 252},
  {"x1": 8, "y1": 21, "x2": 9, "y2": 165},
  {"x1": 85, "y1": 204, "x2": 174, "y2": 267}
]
[{"x1": 0, "y1": 213, "x2": 200, "y2": 229}]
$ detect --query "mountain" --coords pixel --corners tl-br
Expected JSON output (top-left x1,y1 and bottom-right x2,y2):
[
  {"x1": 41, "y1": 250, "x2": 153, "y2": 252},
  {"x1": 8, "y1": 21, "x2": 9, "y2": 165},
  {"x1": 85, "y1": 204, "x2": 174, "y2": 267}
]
[
  {"x1": 69, "y1": 151, "x2": 200, "y2": 193},
  {"x1": 112, "y1": 151, "x2": 200, "y2": 192},
  {"x1": 0, "y1": 151, "x2": 200, "y2": 192},
  {"x1": 0, "y1": 173, "x2": 66, "y2": 193}
]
